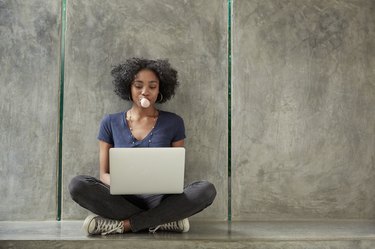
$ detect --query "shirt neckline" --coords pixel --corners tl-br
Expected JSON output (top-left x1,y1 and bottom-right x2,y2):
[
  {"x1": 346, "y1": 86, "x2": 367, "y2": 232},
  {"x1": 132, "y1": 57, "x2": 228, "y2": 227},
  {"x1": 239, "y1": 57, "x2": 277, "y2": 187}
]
[{"x1": 123, "y1": 110, "x2": 162, "y2": 143}]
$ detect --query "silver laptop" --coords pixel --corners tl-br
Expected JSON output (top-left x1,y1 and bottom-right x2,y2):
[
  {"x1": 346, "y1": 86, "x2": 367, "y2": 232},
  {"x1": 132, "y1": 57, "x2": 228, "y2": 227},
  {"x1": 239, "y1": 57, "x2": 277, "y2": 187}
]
[{"x1": 109, "y1": 147, "x2": 185, "y2": 195}]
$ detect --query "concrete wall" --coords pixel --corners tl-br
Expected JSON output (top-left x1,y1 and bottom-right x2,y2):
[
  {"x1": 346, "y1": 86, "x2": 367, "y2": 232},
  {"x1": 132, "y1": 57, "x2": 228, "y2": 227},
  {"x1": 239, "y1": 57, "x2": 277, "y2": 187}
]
[
  {"x1": 232, "y1": 0, "x2": 375, "y2": 220},
  {"x1": 2, "y1": 0, "x2": 375, "y2": 223},
  {"x1": 62, "y1": 0, "x2": 228, "y2": 220},
  {"x1": 0, "y1": 0, "x2": 61, "y2": 220}
]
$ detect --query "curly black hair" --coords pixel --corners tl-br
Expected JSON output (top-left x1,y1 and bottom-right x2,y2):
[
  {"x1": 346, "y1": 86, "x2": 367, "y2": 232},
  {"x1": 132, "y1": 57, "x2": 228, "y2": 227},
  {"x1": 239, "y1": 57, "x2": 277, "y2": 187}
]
[{"x1": 111, "y1": 58, "x2": 179, "y2": 103}]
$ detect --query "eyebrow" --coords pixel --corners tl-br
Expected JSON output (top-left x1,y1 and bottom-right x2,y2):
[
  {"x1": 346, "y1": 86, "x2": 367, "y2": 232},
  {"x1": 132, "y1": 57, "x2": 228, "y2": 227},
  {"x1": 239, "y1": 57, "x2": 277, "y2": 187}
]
[{"x1": 133, "y1": 80, "x2": 158, "y2": 83}]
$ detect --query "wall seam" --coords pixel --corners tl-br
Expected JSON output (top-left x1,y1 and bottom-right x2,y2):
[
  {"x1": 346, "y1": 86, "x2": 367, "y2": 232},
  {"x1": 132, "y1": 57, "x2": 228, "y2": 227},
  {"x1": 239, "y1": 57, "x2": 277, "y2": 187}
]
[
  {"x1": 57, "y1": 0, "x2": 67, "y2": 221},
  {"x1": 228, "y1": 0, "x2": 232, "y2": 222}
]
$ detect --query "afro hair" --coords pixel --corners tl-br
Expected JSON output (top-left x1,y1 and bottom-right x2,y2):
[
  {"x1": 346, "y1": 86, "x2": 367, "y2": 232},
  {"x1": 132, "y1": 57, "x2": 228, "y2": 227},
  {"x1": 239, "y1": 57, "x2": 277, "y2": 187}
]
[{"x1": 111, "y1": 58, "x2": 179, "y2": 103}]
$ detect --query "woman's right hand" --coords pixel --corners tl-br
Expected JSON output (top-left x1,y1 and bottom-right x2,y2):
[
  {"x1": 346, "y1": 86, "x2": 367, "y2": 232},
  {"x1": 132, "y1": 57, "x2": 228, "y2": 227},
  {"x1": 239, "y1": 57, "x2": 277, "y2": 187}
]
[{"x1": 99, "y1": 140, "x2": 113, "y2": 186}]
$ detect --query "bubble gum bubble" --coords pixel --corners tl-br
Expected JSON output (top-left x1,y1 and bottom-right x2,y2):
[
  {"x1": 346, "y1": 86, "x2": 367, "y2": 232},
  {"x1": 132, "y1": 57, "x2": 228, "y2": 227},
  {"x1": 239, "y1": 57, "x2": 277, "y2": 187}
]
[{"x1": 140, "y1": 98, "x2": 150, "y2": 108}]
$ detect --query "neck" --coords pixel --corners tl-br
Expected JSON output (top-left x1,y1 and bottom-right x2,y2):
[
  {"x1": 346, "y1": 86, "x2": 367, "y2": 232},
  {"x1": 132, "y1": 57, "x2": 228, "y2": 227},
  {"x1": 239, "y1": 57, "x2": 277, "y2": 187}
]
[{"x1": 130, "y1": 104, "x2": 158, "y2": 118}]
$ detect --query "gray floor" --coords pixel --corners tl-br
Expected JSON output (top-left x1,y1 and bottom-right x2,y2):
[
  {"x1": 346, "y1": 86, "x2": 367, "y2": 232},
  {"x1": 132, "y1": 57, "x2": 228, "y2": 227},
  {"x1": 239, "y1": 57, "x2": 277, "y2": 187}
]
[
  {"x1": 2, "y1": 220, "x2": 375, "y2": 240},
  {"x1": 2, "y1": 220, "x2": 375, "y2": 249}
]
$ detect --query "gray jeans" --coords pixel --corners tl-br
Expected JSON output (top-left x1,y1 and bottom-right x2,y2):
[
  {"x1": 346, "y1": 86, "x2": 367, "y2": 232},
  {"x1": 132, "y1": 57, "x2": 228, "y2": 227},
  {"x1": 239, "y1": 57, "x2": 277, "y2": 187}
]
[{"x1": 68, "y1": 175, "x2": 216, "y2": 232}]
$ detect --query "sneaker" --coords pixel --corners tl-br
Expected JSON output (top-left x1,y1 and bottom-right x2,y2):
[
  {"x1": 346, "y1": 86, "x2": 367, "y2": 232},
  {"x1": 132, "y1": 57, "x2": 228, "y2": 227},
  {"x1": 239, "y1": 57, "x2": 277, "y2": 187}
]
[
  {"x1": 149, "y1": 218, "x2": 190, "y2": 233},
  {"x1": 82, "y1": 214, "x2": 124, "y2": 235}
]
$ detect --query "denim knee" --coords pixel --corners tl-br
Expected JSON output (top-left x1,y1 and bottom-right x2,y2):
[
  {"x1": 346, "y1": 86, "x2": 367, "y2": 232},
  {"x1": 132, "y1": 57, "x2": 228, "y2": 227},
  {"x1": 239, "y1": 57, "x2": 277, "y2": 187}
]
[
  {"x1": 204, "y1": 181, "x2": 217, "y2": 205},
  {"x1": 68, "y1": 175, "x2": 89, "y2": 200},
  {"x1": 197, "y1": 180, "x2": 217, "y2": 206}
]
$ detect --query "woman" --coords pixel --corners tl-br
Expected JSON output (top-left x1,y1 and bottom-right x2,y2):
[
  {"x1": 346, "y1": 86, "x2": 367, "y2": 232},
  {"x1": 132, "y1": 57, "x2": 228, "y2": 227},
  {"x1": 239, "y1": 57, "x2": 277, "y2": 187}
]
[{"x1": 69, "y1": 58, "x2": 216, "y2": 235}]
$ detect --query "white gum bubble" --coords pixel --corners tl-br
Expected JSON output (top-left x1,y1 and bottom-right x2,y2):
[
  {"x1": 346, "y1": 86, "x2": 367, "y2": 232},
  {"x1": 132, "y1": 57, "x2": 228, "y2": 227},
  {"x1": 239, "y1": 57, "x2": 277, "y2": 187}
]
[{"x1": 140, "y1": 98, "x2": 150, "y2": 108}]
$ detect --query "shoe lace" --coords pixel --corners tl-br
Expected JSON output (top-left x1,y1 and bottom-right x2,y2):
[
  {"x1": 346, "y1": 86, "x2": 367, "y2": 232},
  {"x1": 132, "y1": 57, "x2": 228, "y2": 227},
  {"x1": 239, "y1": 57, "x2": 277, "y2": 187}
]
[
  {"x1": 93, "y1": 217, "x2": 124, "y2": 235},
  {"x1": 149, "y1": 221, "x2": 181, "y2": 233}
]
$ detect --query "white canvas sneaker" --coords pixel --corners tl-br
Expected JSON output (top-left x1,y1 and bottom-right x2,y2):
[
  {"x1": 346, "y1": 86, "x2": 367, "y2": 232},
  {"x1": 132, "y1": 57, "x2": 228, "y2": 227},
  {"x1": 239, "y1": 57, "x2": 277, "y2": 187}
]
[
  {"x1": 149, "y1": 218, "x2": 190, "y2": 233},
  {"x1": 82, "y1": 215, "x2": 124, "y2": 235}
]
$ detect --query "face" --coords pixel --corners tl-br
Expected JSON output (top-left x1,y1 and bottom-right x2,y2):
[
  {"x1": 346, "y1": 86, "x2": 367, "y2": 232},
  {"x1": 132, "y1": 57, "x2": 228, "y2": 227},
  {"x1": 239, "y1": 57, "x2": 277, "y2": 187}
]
[{"x1": 131, "y1": 69, "x2": 160, "y2": 107}]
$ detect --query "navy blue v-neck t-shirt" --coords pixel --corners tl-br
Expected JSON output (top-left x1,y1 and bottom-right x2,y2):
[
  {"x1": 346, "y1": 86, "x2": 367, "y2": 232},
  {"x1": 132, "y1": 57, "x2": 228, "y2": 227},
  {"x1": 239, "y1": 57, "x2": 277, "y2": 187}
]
[{"x1": 97, "y1": 110, "x2": 185, "y2": 147}]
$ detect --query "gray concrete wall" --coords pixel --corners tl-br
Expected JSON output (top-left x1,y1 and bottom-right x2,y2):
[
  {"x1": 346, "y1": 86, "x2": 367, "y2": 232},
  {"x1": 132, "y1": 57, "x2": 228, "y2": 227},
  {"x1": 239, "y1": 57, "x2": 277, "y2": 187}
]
[
  {"x1": 232, "y1": 0, "x2": 375, "y2": 220},
  {"x1": 2, "y1": 0, "x2": 375, "y2": 223},
  {"x1": 0, "y1": 0, "x2": 61, "y2": 220},
  {"x1": 62, "y1": 0, "x2": 228, "y2": 220}
]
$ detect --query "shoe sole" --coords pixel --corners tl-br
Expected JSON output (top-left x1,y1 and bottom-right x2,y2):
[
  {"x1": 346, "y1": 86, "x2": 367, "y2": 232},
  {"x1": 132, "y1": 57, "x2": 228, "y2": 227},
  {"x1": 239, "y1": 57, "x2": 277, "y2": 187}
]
[
  {"x1": 82, "y1": 214, "x2": 97, "y2": 235},
  {"x1": 181, "y1": 218, "x2": 190, "y2": 233}
]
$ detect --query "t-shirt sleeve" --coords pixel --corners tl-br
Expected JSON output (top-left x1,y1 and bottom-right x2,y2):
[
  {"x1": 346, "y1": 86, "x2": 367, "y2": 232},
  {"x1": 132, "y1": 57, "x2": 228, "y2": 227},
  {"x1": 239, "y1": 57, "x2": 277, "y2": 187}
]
[
  {"x1": 97, "y1": 114, "x2": 114, "y2": 144},
  {"x1": 172, "y1": 115, "x2": 186, "y2": 142}
]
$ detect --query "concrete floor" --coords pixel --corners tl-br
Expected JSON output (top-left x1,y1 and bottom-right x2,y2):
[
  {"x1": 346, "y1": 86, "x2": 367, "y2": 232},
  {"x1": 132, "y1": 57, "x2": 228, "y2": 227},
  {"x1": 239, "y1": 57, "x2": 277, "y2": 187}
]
[{"x1": 1, "y1": 220, "x2": 375, "y2": 248}]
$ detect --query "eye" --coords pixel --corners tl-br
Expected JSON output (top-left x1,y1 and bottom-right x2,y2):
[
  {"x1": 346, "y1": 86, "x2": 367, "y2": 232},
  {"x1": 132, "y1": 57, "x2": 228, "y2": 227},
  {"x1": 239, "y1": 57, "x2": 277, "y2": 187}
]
[
  {"x1": 149, "y1": 83, "x2": 158, "y2": 89},
  {"x1": 133, "y1": 83, "x2": 143, "y2": 89}
]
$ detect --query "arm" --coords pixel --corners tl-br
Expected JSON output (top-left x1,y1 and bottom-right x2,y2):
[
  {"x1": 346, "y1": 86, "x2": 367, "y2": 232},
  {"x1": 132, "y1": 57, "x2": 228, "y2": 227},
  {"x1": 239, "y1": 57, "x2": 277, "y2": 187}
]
[
  {"x1": 172, "y1": 139, "x2": 184, "y2": 147},
  {"x1": 99, "y1": 140, "x2": 113, "y2": 185}
]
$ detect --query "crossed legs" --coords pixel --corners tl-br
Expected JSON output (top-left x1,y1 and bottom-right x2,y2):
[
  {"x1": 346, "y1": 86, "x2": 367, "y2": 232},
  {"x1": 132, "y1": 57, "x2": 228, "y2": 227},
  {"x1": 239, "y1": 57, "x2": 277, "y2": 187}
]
[{"x1": 69, "y1": 175, "x2": 216, "y2": 232}]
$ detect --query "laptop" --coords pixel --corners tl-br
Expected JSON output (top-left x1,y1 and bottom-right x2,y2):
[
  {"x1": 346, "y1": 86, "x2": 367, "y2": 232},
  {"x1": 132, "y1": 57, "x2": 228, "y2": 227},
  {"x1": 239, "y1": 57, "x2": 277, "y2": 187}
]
[{"x1": 109, "y1": 147, "x2": 185, "y2": 195}]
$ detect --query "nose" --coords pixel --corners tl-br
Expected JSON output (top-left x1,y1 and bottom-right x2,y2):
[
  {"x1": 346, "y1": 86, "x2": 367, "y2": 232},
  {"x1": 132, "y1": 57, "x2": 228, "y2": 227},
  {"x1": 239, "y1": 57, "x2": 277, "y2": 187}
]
[{"x1": 141, "y1": 87, "x2": 150, "y2": 96}]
